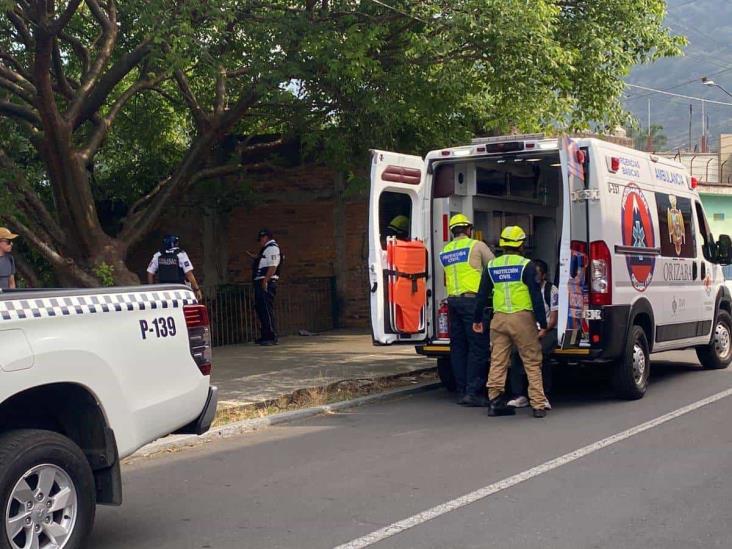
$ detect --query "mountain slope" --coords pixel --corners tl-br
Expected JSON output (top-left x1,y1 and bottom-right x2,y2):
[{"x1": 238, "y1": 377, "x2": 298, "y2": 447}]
[{"x1": 625, "y1": 0, "x2": 732, "y2": 151}]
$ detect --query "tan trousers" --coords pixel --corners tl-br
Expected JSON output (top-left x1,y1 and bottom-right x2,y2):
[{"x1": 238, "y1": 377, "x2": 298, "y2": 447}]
[{"x1": 488, "y1": 311, "x2": 547, "y2": 410}]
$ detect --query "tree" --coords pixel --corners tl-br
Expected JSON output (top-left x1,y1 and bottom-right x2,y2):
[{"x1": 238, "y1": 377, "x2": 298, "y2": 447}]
[
  {"x1": 626, "y1": 124, "x2": 669, "y2": 151},
  {"x1": 0, "y1": 1, "x2": 682, "y2": 286}
]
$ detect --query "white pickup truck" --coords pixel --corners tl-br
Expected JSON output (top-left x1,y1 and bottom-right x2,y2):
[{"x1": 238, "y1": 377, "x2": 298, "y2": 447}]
[{"x1": 0, "y1": 285, "x2": 217, "y2": 549}]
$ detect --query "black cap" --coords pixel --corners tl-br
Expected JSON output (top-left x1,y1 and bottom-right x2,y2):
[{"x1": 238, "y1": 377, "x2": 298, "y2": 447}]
[{"x1": 257, "y1": 228, "x2": 272, "y2": 240}]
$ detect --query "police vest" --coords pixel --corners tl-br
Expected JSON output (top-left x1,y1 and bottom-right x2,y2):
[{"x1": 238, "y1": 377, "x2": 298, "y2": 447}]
[
  {"x1": 158, "y1": 249, "x2": 185, "y2": 283},
  {"x1": 487, "y1": 254, "x2": 532, "y2": 314},
  {"x1": 439, "y1": 238, "x2": 481, "y2": 296},
  {"x1": 252, "y1": 241, "x2": 282, "y2": 281}
]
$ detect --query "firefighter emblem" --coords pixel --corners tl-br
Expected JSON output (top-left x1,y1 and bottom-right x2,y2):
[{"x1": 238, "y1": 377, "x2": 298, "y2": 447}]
[{"x1": 667, "y1": 195, "x2": 685, "y2": 256}]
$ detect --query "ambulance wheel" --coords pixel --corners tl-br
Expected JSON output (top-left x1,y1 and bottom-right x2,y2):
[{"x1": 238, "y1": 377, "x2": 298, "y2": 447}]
[
  {"x1": 612, "y1": 325, "x2": 650, "y2": 400},
  {"x1": 437, "y1": 358, "x2": 456, "y2": 392},
  {"x1": 696, "y1": 310, "x2": 732, "y2": 370}
]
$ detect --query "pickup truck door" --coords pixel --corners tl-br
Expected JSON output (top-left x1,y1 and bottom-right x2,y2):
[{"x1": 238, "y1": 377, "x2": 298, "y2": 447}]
[{"x1": 368, "y1": 150, "x2": 429, "y2": 345}]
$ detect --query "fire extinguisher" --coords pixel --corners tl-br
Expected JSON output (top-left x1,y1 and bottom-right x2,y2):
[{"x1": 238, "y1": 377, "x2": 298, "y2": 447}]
[{"x1": 437, "y1": 300, "x2": 449, "y2": 339}]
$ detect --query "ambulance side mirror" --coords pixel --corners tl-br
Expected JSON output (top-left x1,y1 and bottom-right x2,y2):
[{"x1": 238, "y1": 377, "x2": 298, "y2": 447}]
[{"x1": 715, "y1": 234, "x2": 732, "y2": 265}]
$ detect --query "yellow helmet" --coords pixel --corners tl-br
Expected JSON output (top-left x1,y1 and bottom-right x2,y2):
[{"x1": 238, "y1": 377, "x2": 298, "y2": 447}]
[
  {"x1": 499, "y1": 226, "x2": 527, "y2": 248},
  {"x1": 387, "y1": 215, "x2": 409, "y2": 234},
  {"x1": 448, "y1": 213, "x2": 472, "y2": 230}
]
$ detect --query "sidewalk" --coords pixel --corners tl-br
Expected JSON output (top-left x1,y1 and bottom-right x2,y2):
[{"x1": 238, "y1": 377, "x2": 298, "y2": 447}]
[{"x1": 210, "y1": 329, "x2": 436, "y2": 411}]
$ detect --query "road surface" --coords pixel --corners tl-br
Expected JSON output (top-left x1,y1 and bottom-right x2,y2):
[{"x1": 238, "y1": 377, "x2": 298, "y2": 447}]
[{"x1": 91, "y1": 350, "x2": 732, "y2": 548}]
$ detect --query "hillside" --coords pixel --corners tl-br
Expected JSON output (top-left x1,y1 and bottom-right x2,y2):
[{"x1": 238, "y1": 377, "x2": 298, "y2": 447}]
[{"x1": 625, "y1": 0, "x2": 732, "y2": 151}]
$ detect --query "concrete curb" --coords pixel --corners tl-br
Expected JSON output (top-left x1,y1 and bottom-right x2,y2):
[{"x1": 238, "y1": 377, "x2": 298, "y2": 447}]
[{"x1": 128, "y1": 380, "x2": 442, "y2": 460}]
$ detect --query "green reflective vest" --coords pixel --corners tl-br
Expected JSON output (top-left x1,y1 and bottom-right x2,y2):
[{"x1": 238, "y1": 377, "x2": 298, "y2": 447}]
[
  {"x1": 487, "y1": 254, "x2": 532, "y2": 314},
  {"x1": 440, "y1": 238, "x2": 481, "y2": 296}
]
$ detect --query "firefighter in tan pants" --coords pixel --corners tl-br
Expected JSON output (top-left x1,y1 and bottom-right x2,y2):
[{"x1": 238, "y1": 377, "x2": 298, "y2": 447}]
[{"x1": 472, "y1": 226, "x2": 550, "y2": 418}]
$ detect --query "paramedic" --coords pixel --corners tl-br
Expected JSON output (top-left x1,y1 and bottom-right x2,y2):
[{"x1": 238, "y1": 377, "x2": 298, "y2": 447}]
[
  {"x1": 440, "y1": 214, "x2": 494, "y2": 406},
  {"x1": 384, "y1": 215, "x2": 410, "y2": 241},
  {"x1": 472, "y1": 226, "x2": 549, "y2": 418},
  {"x1": 508, "y1": 259, "x2": 557, "y2": 409}
]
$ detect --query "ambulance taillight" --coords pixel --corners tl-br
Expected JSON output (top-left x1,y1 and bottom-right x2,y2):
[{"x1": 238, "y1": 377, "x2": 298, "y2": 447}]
[{"x1": 589, "y1": 240, "x2": 612, "y2": 306}]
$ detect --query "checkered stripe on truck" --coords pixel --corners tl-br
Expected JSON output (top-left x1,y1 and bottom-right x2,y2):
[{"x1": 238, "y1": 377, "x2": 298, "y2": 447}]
[{"x1": 0, "y1": 290, "x2": 196, "y2": 321}]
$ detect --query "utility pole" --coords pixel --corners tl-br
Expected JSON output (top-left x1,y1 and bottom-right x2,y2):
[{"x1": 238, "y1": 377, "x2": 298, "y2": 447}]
[
  {"x1": 646, "y1": 98, "x2": 653, "y2": 152},
  {"x1": 689, "y1": 104, "x2": 693, "y2": 152},
  {"x1": 701, "y1": 99, "x2": 707, "y2": 152}
]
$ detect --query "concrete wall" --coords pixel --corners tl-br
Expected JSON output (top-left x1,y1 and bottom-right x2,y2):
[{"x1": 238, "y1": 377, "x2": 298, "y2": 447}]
[{"x1": 699, "y1": 191, "x2": 732, "y2": 237}]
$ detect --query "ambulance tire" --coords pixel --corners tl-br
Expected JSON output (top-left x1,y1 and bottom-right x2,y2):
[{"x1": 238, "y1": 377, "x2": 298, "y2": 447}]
[
  {"x1": 696, "y1": 310, "x2": 732, "y2": 370},
  {"x1": 437, "y1": 358, "x2": 456, "y2": 392},
  {"x1": 612, "y1": 325, "x2": 650, "y2": 400}
]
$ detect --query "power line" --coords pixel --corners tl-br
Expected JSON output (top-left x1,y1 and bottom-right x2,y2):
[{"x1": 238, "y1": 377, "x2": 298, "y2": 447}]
[{"x1": 625, "y1": 83, "x2": 732, "y2": 106}]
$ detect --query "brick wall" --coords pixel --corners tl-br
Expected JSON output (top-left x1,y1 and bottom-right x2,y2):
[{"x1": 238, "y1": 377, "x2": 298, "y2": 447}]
[{"x1": 129, "y1": 164, "x2": 371, "y2": 329}]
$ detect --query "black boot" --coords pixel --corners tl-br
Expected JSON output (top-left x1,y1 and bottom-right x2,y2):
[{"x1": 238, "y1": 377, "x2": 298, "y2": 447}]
[{"x1": 487, "y1": 394, "x2": 516, "y2": 416}]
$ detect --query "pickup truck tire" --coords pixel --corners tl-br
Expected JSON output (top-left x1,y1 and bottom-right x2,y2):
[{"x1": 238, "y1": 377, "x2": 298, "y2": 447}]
[
  {"x1": 612, "y1": 325, "x2": 650, "y2": 400},
  {"x1": 696, "y1": 310, "x2": 732, "y2": 370},
  {"x1": 437, "y1": 357, "x2": 456, "y2": 392},
  {"x1": 0, "y1": 430, "x2": 95, "y2": 549}
]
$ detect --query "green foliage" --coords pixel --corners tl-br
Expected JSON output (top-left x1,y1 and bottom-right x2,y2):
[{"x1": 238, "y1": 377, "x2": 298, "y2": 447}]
[
  {"x1": 0, "y1": 0, "x2": 683, "y2": 281},
  {"x1": 92, "y1": 262, "x2": 116, "y2": 287}
]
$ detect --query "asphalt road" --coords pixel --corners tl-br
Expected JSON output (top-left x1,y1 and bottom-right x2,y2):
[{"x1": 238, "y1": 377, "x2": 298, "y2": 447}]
[{"x1": 91, "y1": 350, "x2": 732, "y2": 549}]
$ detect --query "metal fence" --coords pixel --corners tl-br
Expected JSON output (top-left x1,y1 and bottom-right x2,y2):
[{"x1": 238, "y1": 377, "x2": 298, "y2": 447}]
[{"x1": 203, "y1": 277, "x2": 336, "y2": 347}]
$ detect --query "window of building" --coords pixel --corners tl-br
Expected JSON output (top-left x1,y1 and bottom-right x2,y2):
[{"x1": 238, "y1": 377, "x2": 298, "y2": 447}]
[{"x1": 714, "y1": 213, "x2": 725, "y2": 222}]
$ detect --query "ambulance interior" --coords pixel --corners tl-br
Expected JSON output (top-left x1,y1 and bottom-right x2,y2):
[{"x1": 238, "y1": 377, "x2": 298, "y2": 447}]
[
  {"x1": 434, "y1": 150, "x2": 565, "y2": 286},
  {"x1": 374, "y1": 148, "x2": 565, "y2": 340}
]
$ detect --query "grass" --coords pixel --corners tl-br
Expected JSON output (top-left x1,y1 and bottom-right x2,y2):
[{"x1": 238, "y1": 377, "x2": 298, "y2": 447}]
[{"x1": 211, "y1": 368, "x2": 438, "y2": 427}]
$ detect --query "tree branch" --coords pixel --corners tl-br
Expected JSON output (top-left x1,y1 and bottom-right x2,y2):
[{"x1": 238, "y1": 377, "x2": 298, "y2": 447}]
[
  {"x1": 52, "y1": 0, "x2": 83, "y2": 33},
  {"x1": 7, "y1": 10, "x2": 33, "y2": 47},
  {"x1": 52, "y1": 38, "x2": 75, "y2": 99},
  {"x1": 173, "y1": 68, "x2": 209, "y2": 132},
  {"x1": 0, "y1": 75, "x2": 34, "y2": 103},
  {"x1": 6, "y1": 214, "x2": 99, "y2": 287},
  {"x1": 0, "y1": 100, "x2": 41, "y2": 126},
  {"x1": 214, "y1": 66, "x2": 226, "y2": 115},
  {"x1": 68, "y1": 0, "x2": 118, "y2": 117},
  {"x1": 12, "y1": 253, "x2": 41, "y2": 288},
  {"x1": 79, "y1": 74, "x2": 168, "y2": 160},
  {"x1": 58, "y1": 30, "x2": 89, "y2": 74},
  {"x1": 69, "y1": 39, "x2": 153, "y2": 127},
  {"x1": 0, "y1": 52, "x2": 35, "y2": 88}
]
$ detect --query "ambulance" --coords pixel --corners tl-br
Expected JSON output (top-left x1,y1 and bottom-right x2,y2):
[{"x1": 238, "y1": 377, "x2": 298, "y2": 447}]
[{"x1": 368, "y1": 134, "x2": 732, "y2": 399}]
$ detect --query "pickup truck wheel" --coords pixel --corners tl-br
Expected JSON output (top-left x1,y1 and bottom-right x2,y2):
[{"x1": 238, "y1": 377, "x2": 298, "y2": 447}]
[
  {"x1": 612, "y1": 325, "x2": 650, "y2": 400},
  {"x1": 0, "y1": 430, "x2": 95, "y2": 549},
  {"x1": 437, "y1": 357, "x2": 456, "y2": 392},
  {"x1": 696, "y1": 310, "x2": 732, "y2": 370}
]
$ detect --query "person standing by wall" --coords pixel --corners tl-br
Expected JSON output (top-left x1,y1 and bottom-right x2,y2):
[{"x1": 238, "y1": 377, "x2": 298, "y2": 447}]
[
  {"x1": 472, "y1": 226, "x2": 549, "y2": 418},
  {"x1": 249, "y1": 228, "x2": 282, "y2": 346},
  {"x1": 147, "y1": 235, "x2": 203, "y2": 301},
  {"x1": 439, "y1": 214, "x2": 494, "y2": 406},
  {"x1": 0, "y1": 227, "x2": 18, "y2": 290}
]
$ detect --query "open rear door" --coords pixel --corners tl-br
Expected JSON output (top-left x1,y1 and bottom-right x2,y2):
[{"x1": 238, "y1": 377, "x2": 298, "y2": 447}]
[
  {"x1": 368, "y1": 150, "x2": 429, "y2": 345},
  {"x1": 557, "y1": 136, "x2": 590, "y2": 348}
]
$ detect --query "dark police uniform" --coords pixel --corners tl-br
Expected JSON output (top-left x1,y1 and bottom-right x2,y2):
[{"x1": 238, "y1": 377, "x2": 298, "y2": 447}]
[
  {"x1": 252, "y1": 239, "x2": 282, "y2": 343},
  {"x1": 147, "y1": 248, "x2": 194, "y2": 284}
]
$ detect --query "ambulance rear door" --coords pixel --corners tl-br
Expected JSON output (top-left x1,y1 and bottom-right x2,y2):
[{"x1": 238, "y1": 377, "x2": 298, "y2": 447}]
[
  {"x1": 368, "y1": 150, "x2": 430, "y2": 345},
  {"x1": 557, "y1": 136, "x2": 592, "y2": 349}
]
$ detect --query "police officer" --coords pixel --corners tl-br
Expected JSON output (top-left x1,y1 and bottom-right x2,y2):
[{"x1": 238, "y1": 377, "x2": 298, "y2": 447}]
[
  {"x1": 250, "y1": 228, "x2": 282, "y2": 346},
  {"x1": 472, "y1": 226, "x2": 549, "y2": 418},
  {"x1": 440, "y1": 214, "x2": 494, "y2": 406},
  {"x1": 147, "y1": 235, "x2": 203, "y2": 301}
]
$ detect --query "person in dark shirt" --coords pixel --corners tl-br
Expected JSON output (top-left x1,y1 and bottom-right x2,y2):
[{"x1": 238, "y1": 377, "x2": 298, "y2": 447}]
[
  {"x1": 0, "y1": 227, "x2": 18, "y2": 290},
  {"x1": 472, "y1": 226, "x2": 549, "y2": 418}
]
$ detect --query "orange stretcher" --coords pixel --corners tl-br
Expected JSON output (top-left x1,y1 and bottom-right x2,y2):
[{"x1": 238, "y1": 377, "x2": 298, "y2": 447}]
[{"x1": 386, "y1": 237, "x2": 428, "y2": 334}]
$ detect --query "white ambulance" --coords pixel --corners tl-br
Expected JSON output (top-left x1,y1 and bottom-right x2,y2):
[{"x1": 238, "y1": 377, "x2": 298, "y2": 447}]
[{"x1": 368, "y1": 134, "x2": 732, "y2": 399}]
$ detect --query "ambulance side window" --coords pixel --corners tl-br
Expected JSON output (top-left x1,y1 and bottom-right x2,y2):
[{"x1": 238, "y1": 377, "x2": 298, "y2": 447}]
[
  {"x1": 655, "y1": 193, "x2": 696, "y2": 259},
  {"x1": 379, "y1": 192, "x2": 412, "y2": 249},
  {"x1": 694, "y1": 201, "x2": 716, "y2": 262}
]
